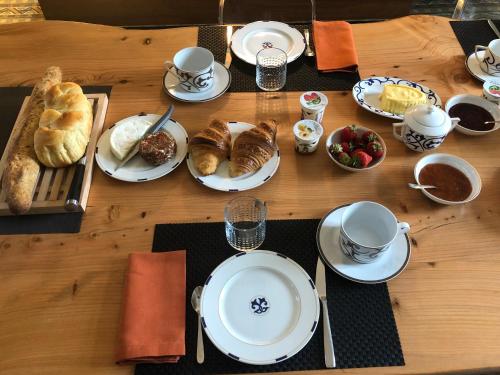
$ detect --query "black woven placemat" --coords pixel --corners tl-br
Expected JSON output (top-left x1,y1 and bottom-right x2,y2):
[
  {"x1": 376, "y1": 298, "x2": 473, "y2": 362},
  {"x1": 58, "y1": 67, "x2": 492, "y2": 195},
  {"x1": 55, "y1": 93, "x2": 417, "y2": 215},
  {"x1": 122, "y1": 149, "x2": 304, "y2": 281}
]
[
  {"x1": 198, "y1": 25, "x2": 360, "y2": 92},
  {"x1": 450, "y1": 20, "x2": 500, "y2": 56},
  {"x1": 0, "y1": 86, "x2": 112, "y2": 235},
  {"x1": 135, "y1": 219, "x2": 404, "y2": 375}
]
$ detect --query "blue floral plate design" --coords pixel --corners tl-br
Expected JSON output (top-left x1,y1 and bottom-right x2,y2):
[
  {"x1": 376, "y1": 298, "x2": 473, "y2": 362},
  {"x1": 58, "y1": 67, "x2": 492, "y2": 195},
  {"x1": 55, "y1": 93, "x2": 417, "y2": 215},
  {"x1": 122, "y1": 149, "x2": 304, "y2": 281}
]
[{"x1": 352, "y1": 76, "x2": 442, "y2": 120}]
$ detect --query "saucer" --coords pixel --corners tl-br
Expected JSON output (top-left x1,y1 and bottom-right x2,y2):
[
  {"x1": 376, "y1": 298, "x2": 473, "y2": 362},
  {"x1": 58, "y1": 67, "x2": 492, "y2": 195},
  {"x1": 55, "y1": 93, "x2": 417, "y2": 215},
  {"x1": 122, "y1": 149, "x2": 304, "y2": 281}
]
[
  {"x1": 163, "y1": 61, "x2": 231, "y2": 103},
  {"x1": 316, "y1": 204, "x2": 411, "y2": 284},
  {"x1": 466, "y1": 50, "x2": 499, "y2": 82}
]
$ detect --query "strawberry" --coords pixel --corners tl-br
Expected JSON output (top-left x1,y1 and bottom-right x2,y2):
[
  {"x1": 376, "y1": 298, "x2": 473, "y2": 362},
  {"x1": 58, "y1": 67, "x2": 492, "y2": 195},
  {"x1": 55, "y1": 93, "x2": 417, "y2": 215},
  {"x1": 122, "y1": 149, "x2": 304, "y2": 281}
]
[
  {"x1": 361, "y1": 130, "x2": 378, "y2": 143},
  {"x1": 351, "y1": 149, "x2": 372, "y2": 168},
  {"x1": 352, "y1": 137, "x2": 365, "y2": 150},
  {"x1": 366, "y1": 141, "x2": 384, "y2": 159},
  {"x1": 340, "y1": 141, "x2": 352, "y2": 153},
  {"x1": 340, "y1": 125, "x2": 357, "y2": 143},
  {"x1": 337, "y1": 152, "x2": 351, "y2": 166},
  {"x1": 329, "y1": 143, "x2": 343, "y2": 155}
]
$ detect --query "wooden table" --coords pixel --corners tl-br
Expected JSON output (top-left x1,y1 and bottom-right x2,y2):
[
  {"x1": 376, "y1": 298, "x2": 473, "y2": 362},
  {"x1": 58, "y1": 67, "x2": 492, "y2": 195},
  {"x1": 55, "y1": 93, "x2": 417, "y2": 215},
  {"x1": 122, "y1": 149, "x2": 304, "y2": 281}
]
[{"x1": 0, "y1": 15, "x2": 499, "y2": 375}]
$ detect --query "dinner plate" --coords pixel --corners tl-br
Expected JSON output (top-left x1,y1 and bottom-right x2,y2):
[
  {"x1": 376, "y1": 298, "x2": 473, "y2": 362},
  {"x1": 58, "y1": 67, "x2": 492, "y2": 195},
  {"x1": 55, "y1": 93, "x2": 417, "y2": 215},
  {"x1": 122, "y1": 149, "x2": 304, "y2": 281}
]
[
  {"x1": 316, "y1": 204, "x2": 411, "y2": 284},
  {"x1": 465, "y1": 50, "x2": 498, "y2": 83},
  {"x1": 200, "y1": 250, "x2": 319, "y2": 365},
  {"x1": 186, "y1": 121, "x2": 280, "y2": 192},
  {"x1": 95, "y1": 114, "x2": 188, "y2": 182},
  {"x1": 231, "y1": 21, "x2": 305, "y2": 65},
  {"x1": 163, "y1": 61, "x2": 231, "y2": 103},
  {"x1": 352, "y1": 76, "x2": 442, "y2": 120}
]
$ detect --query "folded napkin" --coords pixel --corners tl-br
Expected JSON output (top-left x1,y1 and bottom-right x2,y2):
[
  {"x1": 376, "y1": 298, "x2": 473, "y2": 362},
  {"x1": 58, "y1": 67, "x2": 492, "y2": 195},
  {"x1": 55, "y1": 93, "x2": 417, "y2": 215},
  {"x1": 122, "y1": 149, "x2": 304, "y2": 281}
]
[
  {"x1": 312, "y1": 20, "x2": 359, "y2": 73},
  {"x1": 116, "y1": 251, "x2": 186, "y2": 365}
]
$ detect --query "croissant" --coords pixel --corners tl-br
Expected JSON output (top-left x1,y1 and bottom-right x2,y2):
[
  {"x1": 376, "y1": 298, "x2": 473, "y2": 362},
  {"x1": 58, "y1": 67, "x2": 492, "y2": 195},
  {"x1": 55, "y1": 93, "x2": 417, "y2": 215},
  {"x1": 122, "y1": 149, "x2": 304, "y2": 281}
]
[
  {"x1": 188, "y1": 119, "x2": 231, "y2": 176},
  {"x1": 229, "y1": 120, "x2": 278, "y2": 177}
]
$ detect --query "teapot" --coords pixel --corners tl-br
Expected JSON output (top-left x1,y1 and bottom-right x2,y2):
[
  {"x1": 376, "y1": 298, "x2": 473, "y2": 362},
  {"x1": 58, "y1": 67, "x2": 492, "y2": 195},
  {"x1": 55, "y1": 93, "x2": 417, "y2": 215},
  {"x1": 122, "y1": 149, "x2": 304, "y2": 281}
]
[{"x1": 392, "y1": 104, "x2": 460, "y2": 152}]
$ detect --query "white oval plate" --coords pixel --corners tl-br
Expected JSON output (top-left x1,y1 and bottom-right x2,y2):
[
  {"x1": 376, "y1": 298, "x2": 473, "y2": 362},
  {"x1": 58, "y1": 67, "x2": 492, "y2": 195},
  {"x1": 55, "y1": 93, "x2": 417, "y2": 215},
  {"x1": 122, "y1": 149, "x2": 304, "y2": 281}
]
[
  {"x1": 95, "y1": 114, "x2": 188, "y2": 182},
  {"x1": 200, "y1": 250, "x2": 319, "y2": 365},
  {"x1": 231, "y1": 21, "x2": 305, "y2": 65},
  {"x1": 163, "y1": 61, "x2": 231, "y2": 103},
  {"x1": 352, "y1": 76, "x2": 442, "y2": 120},
  {"x1": 465, "y1": 50, "x2": 499, "y2": 83},
  {"x1": 316, "y1": 204, "x2": 411, "y2": 284},
  {"x1": 186, "y1": 121, "x2": 280, "y2": 192}
]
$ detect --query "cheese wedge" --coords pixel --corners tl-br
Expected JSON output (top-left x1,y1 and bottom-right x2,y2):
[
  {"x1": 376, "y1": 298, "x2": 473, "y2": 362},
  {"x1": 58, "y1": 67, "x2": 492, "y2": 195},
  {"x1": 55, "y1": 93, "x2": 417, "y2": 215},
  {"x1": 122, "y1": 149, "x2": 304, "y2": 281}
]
[
  {"x1": 110, "y1": 118, "x2": 152, "y2": 160},
  {"x1": 379, "y1": 84, "x2": 428, "y2": 115}
]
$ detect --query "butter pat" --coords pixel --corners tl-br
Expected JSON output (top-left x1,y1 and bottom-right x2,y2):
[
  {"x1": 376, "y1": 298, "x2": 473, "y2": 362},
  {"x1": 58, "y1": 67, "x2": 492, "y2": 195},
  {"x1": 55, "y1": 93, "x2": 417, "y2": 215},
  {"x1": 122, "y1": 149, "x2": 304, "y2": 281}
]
[
  {"x1": 379, "y1": 84, "x2": 428, "y2": 115},
  {"x1": 110, "y1": 118, "x2": 152, "y2": 160}
]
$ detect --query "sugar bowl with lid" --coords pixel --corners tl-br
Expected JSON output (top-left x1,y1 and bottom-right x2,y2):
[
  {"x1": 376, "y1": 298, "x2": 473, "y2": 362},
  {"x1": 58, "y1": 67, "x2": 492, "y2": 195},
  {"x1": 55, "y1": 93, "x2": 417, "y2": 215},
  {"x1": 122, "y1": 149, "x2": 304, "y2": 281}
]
[{"x1": 392, "y1": 104, "x2": 459, "y2": 152}]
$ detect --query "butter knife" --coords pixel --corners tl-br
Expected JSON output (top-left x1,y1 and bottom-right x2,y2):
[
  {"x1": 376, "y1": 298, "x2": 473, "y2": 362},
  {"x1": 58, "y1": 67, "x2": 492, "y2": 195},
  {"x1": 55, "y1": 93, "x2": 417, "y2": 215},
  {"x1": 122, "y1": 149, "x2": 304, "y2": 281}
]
[
  {"x1": 114, "y1": 104, "x2": 174, "y2": 171},
  {"x1": 225, "y1": 25, "x2": 233, "y2": 69},
  {"x1": 488, "y1": 20, "x2": 500, "y2": 39},
  {"x1": 315, "y1": 257, "x2": 336, "y2": 368}
]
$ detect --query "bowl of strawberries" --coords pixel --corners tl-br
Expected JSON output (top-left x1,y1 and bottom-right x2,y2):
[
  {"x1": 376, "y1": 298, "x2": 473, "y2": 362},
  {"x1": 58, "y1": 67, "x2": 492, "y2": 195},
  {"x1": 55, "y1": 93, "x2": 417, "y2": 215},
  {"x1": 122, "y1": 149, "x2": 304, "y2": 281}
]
[{"x1": 326, "y1": 125, "x2": 386, "y2": 172}]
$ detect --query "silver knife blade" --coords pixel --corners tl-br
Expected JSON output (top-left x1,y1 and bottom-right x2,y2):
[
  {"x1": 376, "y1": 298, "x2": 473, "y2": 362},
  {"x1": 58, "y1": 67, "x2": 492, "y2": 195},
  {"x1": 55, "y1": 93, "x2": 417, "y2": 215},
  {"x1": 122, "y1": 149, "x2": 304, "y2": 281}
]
[
  {"x1": 225, "y1": 25, "x2": 233, "y2": 69},
  {"x1": 488, "y1": 20, "x2": 500, "y2": 39},
  {"x1": 315, "y1": 257, "x2": 336, "y2": 368},
  {"x1": 114, "y1": 104, "x2": 175, "y2": 171}
]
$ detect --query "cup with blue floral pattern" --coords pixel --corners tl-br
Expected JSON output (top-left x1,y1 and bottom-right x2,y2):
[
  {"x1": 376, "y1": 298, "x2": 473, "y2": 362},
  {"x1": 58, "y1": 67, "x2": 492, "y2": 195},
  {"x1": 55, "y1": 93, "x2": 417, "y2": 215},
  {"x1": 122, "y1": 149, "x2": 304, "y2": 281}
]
[
  {"x1": 339, "y1": 201, "x2": 410, "y2": 264},
  {"x1": 164, "y1": 47, "x2": 215, "y2": 92}
]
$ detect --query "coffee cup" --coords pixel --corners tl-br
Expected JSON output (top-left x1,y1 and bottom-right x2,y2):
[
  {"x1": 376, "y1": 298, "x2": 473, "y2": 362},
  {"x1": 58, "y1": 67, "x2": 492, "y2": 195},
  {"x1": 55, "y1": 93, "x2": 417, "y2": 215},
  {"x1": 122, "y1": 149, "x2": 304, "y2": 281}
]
[
  {"x1": 339, "y1": 201, "x2": 410, "y2": 264},
  {"x1": 164, "y1": 47, "x2": 215, "y2": 92},
  {"x1": 475, "y1": 39, "x2": 500, "y2": 77}
]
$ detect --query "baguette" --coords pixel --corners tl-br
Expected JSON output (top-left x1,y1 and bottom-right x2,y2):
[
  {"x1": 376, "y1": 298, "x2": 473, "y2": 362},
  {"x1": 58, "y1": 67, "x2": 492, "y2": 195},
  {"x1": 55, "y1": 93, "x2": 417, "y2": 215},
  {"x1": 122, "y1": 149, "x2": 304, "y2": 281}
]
[{"x1": 2, "y1": 66, "x2": 62, "y2": 214}]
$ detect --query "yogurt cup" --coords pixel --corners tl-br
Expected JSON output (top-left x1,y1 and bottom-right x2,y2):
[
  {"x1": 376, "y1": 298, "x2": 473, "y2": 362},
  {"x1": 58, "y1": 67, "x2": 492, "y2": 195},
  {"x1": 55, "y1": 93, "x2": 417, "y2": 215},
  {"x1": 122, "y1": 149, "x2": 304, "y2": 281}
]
[
  {"x1": 300, "y1": 91, "x2": 328, "y2": 123},
  {"x1": 293, "y1": 120, "x2": 323, "y2": 154},
  {"x1": 483, "y1": 80, "x2": 500, "y2": 104}
]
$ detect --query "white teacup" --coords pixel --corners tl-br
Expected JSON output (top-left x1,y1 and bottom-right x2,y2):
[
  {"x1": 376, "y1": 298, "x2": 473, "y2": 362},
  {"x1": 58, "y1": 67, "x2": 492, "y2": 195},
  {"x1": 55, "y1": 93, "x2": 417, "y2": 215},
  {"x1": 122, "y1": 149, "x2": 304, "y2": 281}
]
[
  {"x1": 475, "y1": 39, "x2": 500, "y2": 77},
  {"x1": 164, "y1": 47, "x2": 215, "y2": 92},
  {"x1": 339, "y1": 201, "x2": 410, "y2": 264}
]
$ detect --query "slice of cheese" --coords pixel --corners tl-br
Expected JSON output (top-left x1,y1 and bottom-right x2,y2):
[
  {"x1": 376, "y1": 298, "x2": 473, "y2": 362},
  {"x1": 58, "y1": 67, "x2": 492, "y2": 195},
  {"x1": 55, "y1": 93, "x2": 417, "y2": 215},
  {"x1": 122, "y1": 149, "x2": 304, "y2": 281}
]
[
  {"x1": 110, "y1": 118, "x2": 152, "y2": 160},
  {"x1": 379, "y1": 84, "x2": 428, "y2": 115}
]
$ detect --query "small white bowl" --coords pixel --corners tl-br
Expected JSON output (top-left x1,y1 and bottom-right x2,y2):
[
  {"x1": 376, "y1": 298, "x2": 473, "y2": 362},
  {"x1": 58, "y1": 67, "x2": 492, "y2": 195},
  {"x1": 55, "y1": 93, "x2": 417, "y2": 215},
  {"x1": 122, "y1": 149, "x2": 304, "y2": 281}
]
[
  {"x1": 445, "y1": 94, "x2": 500, "y2": 136},
  {"x1": 325, "y1": 125, "x2": 386, "y2": 172},
  {"x1": 413, "y1": 153, "x2": 481, "y2": 205}
]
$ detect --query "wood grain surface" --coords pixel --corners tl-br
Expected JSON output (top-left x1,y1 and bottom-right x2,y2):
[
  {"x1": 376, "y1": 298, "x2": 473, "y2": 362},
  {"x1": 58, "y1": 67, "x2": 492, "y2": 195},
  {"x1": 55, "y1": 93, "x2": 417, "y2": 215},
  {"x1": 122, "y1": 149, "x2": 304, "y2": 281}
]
[{"x1": 0, "y1": 15, "x2": 499, "y2": 375}]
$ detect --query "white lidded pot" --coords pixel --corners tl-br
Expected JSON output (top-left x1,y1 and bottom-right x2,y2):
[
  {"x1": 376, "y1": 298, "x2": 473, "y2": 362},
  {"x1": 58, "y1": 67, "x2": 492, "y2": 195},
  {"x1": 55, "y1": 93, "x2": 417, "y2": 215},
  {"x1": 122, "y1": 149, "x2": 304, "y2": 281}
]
[{"x1": 392, "y1": 104, "x2": 460, "y2": 152}]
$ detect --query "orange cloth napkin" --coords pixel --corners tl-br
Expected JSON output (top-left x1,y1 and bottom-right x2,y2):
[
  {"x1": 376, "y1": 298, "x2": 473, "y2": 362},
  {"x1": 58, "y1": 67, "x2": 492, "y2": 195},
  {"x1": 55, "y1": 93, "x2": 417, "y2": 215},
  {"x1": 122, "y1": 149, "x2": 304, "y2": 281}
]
[
  {"x1": 116, "y1": 251, "x2": 186, "y2": 365},
  {"x1": 312, "y1": 20, "x2": 359, "y2": 73}
]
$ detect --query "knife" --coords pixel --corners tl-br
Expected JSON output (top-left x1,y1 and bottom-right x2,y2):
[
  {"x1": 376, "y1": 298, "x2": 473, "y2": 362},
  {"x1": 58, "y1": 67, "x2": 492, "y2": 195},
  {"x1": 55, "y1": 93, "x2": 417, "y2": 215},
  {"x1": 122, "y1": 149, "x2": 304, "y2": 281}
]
[
  {"x1": 225, "y1": 25, "x2": 233, "y2": 69},
  {"x1": 488, "y1": 19, "x2": 500, "y2": 39},
  {"x1": 64, "y1": 155, "x2": 87, "y2": 211},
  {"x1": 315, "y1": 257, "x2": 336, "y2": 368},
  {"x1": 114, "y1": 104, "x2": 175, "y2": 171}
]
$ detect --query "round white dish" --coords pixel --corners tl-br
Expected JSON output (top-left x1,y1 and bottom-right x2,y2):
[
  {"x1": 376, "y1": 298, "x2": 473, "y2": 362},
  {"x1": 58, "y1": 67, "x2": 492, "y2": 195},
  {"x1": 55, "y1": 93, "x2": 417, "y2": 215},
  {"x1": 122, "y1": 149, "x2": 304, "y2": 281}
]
[
  {"x1": 95, "y1": 114, "x2": 188, "y2": 182},
  {"x1": 316, "y1": 204, "x2": 411, "y2": 284},
  {"x1": 465, "y1": 50, "x2": 498, "y2": 83},
  {"x1": 325, "y1": 126, "x2": 386, "y2": 172},
  {"x1": 352, "y1": 76, "x2": 442, "y2": 120},
  {"x1": 187, "y1": 121, "x2": 280, "y2": 192},
  {"x1": 231, "y1": 21, "x2": 305, "y2": 65},
  {"x1": 445, "y1": 94, "x2": 500, "y2": 136},
  {"x1": 413, "y1": 153, "x2": 481, "y2": 205},
  {"x1": 200, "y1": 250, "x2": 319, "y2": 365},
  {"x1": 163, "y1": 61, "x2": 231, "y2": 103}
]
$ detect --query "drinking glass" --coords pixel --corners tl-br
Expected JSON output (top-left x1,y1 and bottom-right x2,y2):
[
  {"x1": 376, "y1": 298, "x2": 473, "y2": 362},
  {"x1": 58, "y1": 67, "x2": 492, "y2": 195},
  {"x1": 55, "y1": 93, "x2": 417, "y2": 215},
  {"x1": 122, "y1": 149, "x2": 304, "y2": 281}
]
[
  {"x1": 224, "y1": 196, "x2": 267, "y2": 252},
  {"x1": 256, "y1": 47, "x2": 287, "y2": 91}
]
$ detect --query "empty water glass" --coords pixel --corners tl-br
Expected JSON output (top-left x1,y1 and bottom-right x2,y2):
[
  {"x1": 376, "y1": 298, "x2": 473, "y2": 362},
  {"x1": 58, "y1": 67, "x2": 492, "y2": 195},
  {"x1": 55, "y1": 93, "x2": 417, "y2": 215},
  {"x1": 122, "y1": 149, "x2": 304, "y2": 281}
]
[
  {"x1": 224, "y1": 196, "x2": 267, "y2": 252},
  {"x1": 256, "y1": 48, "x2": 287, "y2": 91}
]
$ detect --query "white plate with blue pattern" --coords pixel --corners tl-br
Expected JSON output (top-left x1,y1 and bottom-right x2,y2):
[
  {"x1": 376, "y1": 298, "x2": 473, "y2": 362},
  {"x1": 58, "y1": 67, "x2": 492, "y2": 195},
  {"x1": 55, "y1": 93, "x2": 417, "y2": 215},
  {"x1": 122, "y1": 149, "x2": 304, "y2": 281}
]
[
  {"x1": 186, "y1": 121, "x2": 280, "y2": 192},
  {"x1": 200, "y1": 250, "x2": 319, "y2": 365},
  {"x1": 95, "y1": 114, "x2": 188, "y2": 182},
  {"x1": 352, "y1": 76, "x2": 442, "y2": 120}
]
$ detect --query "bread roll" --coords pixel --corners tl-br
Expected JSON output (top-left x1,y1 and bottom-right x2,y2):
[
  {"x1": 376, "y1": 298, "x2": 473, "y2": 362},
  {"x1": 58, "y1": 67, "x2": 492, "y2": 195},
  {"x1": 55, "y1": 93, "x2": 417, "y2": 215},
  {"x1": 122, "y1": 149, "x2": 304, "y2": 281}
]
[
  {"x1": 34, "y1": 82, "x2": 93, "y2": 168},
  {"x1": 2, "y1": 66, "x2": 62, "y2": 214}
]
